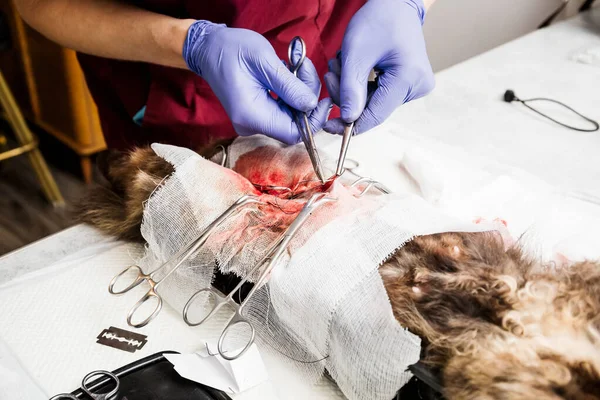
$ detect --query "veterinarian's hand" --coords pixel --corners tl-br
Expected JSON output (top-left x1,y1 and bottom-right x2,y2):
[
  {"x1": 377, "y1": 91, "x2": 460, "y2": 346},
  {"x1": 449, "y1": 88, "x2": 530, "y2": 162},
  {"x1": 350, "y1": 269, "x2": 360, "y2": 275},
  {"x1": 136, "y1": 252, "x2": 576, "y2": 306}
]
[
  {"x1": 323, "y1": 0, "x2": 435, "y2": 135},
  {"x1": 183, "y1": 20, "x2": 332, "y2": 144}
]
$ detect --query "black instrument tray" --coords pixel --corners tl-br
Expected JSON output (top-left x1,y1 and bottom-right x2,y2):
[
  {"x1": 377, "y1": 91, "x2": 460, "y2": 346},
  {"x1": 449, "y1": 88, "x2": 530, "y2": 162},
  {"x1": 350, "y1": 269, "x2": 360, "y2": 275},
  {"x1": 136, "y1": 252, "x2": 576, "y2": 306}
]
[{"x1": 66, "y1": 351, "x2": 231, "y2": 400}]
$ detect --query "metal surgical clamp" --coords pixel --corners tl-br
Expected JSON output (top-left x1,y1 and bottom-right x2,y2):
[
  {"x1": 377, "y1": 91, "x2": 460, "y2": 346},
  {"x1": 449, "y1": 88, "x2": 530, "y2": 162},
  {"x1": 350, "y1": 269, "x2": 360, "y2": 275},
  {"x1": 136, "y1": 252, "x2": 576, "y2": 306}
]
[
  {"x1": 49, "y1": 370, "x2": 119, "y2": 400},
  {"x1": 334, "y1": 74, "x2": 380, "y2": 178},
  {"x1": 350, "y1": 176, "x2": 391, "y2": 197},
  {"x1": 330, "y1": 156, "x2": 391, "y2": 197},
  {"x1": 287, "y1": 36, "x2": 326, "y2": 183},
  {"x1": 108, "y1": 195, "x2": 264, "y2": 328},
  {"x1": 335, "y1": 122, "x2": 354, "y2": 177},
  {"x1": 183, "y1": 193, "x2": 336, "y2": 361}
]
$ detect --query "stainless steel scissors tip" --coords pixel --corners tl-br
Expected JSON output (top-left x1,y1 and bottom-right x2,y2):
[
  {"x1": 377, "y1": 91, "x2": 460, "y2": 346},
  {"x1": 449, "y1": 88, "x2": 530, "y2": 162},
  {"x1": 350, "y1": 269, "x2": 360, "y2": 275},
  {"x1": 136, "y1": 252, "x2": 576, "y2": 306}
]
[{"x1": 335, "y1": 122, "x2": 354, "y2": 177}]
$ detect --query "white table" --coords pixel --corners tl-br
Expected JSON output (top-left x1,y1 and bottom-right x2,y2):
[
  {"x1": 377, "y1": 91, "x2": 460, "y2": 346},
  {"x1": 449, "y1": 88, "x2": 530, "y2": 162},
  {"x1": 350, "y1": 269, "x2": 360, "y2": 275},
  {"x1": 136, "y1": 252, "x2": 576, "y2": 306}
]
[
  {"x1": 392, "y1": 7, "x2": 600, "y2": 200},
  {"x1": 1, "y1": 8, "x2": 599, "y2": 400}
]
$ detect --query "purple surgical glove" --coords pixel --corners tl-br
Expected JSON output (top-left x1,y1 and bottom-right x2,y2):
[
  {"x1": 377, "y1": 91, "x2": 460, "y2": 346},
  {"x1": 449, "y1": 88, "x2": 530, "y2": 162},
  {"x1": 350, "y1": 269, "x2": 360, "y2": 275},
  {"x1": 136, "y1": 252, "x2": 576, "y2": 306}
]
[
  {"x1": 323, "y1": 0, "x2": 435, "y2": 135},
  {"x1": 183, "y1": 20, "x2": 332, "y2": 144}
]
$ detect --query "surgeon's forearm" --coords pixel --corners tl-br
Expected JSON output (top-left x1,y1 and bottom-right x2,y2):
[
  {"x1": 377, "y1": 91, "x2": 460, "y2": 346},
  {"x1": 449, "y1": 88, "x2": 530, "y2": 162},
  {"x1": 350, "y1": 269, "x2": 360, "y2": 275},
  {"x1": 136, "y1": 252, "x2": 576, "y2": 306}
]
[{"x1": 14, "y1": 0, "x2": 193, "y2": 68}]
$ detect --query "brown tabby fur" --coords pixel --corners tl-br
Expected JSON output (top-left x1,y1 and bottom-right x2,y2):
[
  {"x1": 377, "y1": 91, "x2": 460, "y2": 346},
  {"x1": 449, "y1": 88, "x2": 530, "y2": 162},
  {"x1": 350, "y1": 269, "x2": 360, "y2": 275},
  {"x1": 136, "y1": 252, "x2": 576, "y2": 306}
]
[{"x1": 75, "y1": 144, "x2": 600, "y2": 400}]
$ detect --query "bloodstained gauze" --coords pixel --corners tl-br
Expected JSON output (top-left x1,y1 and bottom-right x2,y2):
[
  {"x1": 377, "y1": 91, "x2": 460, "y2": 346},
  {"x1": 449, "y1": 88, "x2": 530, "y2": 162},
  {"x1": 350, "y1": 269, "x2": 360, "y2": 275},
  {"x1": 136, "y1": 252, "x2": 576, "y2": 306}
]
[
  {"x1": 200, "y1": 142, "x2": 379, "y2": 277},
  {"x1": 232, "y1": 145, "x2": 340, "y2": 200}
]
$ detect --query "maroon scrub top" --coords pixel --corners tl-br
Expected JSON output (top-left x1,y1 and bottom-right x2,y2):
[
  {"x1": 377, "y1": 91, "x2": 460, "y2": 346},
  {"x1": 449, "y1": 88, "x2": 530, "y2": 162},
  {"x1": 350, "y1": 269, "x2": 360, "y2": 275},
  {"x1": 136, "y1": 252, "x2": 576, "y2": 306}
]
[{"x1": 77, "y1": 0, "x2": 366, "y2": 151}]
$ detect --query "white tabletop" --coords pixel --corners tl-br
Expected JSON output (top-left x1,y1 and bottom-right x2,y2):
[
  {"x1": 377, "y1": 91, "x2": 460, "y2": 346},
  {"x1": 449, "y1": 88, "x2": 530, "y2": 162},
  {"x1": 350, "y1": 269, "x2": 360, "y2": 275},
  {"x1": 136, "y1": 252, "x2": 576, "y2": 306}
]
[
  {"x1": 392, "y1": 7, "x2": 600, "y2": 200},
  {"x1": 0, "y1": 224, "x2": 110, "y2": 286}
]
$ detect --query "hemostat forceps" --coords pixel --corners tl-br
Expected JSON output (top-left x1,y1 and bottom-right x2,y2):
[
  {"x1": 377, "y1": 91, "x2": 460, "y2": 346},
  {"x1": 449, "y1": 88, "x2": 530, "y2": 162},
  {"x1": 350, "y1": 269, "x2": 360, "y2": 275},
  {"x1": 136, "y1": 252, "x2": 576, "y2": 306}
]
[
  {"x1": 108, "y1": 195, "x2": 264, "y2": 328},
  {"x1": 330, "y1": 156, "x2": 390, "y2": 197},
  {"x1": 287, "y1": 36, "x2": 326, "y2": 183},
  {"x1": 334, "y1": 74, "x2": 380, "y2": 178},
  {"x1": 183, "y1": 192, "x2": 336, "y2": 361},
  {"x1": 350, "y1": 176, "x2": 391, "y2": 197},
  {"x1": 335, "y1": 122, "x2": 354, "y2": 177}
]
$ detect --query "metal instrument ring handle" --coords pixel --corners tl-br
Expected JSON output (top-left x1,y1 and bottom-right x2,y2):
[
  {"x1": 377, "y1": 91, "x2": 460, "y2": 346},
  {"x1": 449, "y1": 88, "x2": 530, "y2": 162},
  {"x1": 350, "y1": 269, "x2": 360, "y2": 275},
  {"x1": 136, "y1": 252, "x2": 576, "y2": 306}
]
[
  {"x1": 81, "y1": 370, "x2": 120, "y2": 400},
  {"x1": 126, "y1": 290, "x2": 163, "y2": 328},
  {"x1": 218, "y1": 313, "x2": 256, "y2": 361},
  {"x1": 287, "y1": 36, "x2": 306, "y2": 76}
]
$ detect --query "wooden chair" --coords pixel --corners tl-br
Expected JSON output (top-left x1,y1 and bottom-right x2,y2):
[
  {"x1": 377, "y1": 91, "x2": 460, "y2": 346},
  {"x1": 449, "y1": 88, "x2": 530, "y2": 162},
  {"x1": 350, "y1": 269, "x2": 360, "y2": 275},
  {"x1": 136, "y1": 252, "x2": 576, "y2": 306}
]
[
  {"x1": 1, "y1": 0, "x2": 106, "y2": 185},
  {"x1": 0, "y1": 69, "x2": 64, "y2": 206}
]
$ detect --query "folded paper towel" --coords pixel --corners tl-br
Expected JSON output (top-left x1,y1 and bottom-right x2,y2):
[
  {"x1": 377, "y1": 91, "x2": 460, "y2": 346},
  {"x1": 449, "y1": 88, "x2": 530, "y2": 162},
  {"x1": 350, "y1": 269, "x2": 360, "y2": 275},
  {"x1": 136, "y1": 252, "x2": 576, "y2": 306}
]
[{"x1": 165, "y1": 343, "x2": 268, "y2": 394}]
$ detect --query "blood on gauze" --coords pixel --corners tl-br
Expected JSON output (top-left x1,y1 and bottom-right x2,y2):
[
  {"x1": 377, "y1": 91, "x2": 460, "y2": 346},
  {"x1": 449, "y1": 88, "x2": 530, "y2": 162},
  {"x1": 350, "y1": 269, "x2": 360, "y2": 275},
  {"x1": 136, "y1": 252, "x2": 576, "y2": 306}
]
[
  {"x1": 147, "y1": 139, "x2": 384, "y2": 284},
  {"x1": 204, "y1": 144, "x2": 324, "y2": 257},
  {"x1": 233, "y1": 145, "x2": 315, "y2": 193},
  {"x1": 229, "y1": 143, "x2": 364, "y2": 203},
  {"x1": 219, "y1": 165, "x2": 261, "y2": 195},
  {"x1": 268, "y1": 171, "x2": 286, "y2": 184},
  {"x1": 494, "y1": 218, "x2": 508, "y2": 227},
  {"x1": 473, "y1": 216, "x2": 508, "y2": 228},
  {"x1": 260, "y1": 199, "x2": 305, "y2": 216},
  {"x1": 194, "y1": 140, "x2": 384, "y2": 279}
]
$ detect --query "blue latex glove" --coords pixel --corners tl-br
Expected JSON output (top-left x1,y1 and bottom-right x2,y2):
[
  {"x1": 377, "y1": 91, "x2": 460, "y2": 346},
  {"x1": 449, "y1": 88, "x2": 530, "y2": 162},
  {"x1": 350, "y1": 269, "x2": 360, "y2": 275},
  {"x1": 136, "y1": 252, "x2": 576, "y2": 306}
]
[
  {"x1": 183, "y1": 20, "x2": 333, "y2": 144},
  {"x1": 323, "y1": 0, "x2": 435, "y2": 135}
]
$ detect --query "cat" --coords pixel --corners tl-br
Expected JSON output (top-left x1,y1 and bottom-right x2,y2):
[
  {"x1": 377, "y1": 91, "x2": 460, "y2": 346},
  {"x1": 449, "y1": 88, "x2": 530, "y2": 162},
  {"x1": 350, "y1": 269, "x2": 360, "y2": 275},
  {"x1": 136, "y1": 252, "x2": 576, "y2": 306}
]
[{"x1": 75, "y1": 143, "x2": 600, "y2": 400}]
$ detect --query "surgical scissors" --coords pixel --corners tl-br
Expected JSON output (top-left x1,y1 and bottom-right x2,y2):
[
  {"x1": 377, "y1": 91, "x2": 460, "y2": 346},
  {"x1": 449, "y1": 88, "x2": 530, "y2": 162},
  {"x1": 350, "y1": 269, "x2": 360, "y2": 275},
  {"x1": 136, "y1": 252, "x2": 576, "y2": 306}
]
[
  {"x1": 109, "y1": 195, "x2": 264, "y2": 328},
  {"x1": 49, "y1": 370, "x2": 119, "y2": 400},
  {"x1": 287, "y1": 36, "x2": 326, "y2": 183},
  {"x1": 183, "y1": 192, "x2": 336, "y2": 361}
]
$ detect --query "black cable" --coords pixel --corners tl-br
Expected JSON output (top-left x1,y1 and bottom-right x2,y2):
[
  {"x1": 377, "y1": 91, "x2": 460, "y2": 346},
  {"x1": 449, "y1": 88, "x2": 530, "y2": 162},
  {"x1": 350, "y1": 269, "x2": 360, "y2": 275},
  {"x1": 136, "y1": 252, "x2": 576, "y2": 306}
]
[{"x1": 503, "y1": 90, "x2": 599, "y2": 133}]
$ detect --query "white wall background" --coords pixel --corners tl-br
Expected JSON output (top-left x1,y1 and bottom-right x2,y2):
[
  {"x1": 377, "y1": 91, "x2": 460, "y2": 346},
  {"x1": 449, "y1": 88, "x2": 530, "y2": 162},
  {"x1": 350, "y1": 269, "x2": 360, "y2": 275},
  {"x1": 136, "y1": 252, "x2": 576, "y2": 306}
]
[{"x1": 423, "y1": 0, "x2": 598, "y2": 71}]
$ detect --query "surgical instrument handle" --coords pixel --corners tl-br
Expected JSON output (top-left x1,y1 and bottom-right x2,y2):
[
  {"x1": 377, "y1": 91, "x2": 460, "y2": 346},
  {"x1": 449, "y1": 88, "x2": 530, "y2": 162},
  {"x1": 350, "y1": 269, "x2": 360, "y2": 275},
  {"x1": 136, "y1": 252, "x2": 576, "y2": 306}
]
[
  {"x1": 108, "y1": 264, "x2": 147, "y2": 295},
  {"x1": 287, "y1": 36, "x2": 326, "y2": 182},
  {"x1": 127, "y1": 288, "x2": 163, "y2": 329},
  {"x1": 50, "y1": 370, "x2": 119, "y2": 400},
  {"x1": 111, "y1": 195, "x2": 263, "y2": 328},
  {"x1": 217, "y1": 193, "x2": 335, "y2": 360},
  {"x1": 238, "y1": 193, "x2": 334, "y2": 305},
  {"x1": 81, "y1": 370, "x2": 120, "y2": 400}
]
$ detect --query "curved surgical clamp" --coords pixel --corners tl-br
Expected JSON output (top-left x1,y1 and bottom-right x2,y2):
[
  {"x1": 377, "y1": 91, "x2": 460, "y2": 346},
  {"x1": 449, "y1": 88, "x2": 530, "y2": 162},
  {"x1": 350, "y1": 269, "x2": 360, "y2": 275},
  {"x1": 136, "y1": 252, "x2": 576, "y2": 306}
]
[
  {"x1": 334, "y1": 73, "x2": 380, "y2": 178},
  {"x1": 183, "y1": 192, "x2": 336, "y2": 361},
  {"x1": 287, "y1": 36, "x2": 326, "y2": 183},
  {"x1": 108, "y1": 195, "x2": 264, "y2": 328}
]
